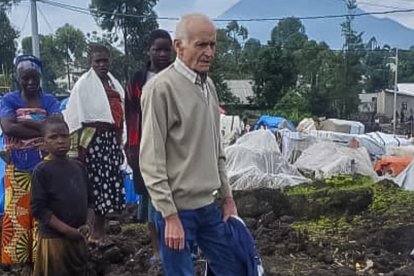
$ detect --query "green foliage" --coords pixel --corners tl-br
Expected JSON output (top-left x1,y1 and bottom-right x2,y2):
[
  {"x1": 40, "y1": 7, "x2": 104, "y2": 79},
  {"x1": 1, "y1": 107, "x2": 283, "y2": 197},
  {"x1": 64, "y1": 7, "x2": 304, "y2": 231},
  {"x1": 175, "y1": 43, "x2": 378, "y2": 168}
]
[
  {"x1": 273, "y1": 87, "x2": 311, "y2": 123},
  {"x1": 293, "y1": 216, "x2": 352, "y2": 242},
  {"x1": 0, "y1": 9, "x2": 18, "y2": 78},
  {"x1": 369, "y1": 180, "x2": 414, "y2": 219},
  {"x1": 271, "y1": 17, "x2": 308, "y2": 49},
  {"x1": 253, "y1": 45, "x2": 296, "y2": 108},
  {"x1": 22, "y1": 35, "x2": 65, "y2": 93},
  {"x1": 90, "y1": 0, "x2": 159, "y2": 74},
  {"x1": 288, "y1": 175, "x2": 414, "y2": 242},
  {"x1": 398, "y1": 47, "x2": 414, "y2": 83},
  {"x1": 55, "y1": 24, "x2": 87, "y2": 89}
]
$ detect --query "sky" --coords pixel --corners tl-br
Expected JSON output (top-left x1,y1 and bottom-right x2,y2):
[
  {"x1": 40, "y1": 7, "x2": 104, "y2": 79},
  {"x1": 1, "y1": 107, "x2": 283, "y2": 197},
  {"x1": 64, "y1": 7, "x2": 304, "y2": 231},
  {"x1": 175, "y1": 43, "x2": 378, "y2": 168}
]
[{"x1": 7, "y1": 0, "x2": 414, "y2": 43}]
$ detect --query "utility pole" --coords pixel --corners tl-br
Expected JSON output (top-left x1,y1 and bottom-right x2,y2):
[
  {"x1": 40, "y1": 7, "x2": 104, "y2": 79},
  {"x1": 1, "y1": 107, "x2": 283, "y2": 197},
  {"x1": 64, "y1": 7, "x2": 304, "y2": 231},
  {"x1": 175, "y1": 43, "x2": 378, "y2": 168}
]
[
  {"x1": 393, "y1": 48, "x2": 399, "y2": 135},
  {"x1": 31, "y1": 0, "x2": 40, "y2": 58}
]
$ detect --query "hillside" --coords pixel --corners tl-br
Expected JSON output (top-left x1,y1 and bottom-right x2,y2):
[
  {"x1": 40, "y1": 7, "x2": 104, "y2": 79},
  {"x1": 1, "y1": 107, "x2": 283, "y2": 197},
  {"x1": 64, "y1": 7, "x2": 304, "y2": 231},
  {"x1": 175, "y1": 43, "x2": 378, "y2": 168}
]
[{"x1": 218, "y1": 0, "x2": 414, "y2": 49}]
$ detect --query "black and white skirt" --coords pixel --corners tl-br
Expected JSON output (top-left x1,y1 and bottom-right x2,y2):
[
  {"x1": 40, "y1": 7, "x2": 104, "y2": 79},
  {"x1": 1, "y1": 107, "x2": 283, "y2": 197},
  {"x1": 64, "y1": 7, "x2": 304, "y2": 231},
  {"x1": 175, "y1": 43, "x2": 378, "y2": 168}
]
[{"x1": 84, "y1": 129, "x2": 125, "y2": 216}]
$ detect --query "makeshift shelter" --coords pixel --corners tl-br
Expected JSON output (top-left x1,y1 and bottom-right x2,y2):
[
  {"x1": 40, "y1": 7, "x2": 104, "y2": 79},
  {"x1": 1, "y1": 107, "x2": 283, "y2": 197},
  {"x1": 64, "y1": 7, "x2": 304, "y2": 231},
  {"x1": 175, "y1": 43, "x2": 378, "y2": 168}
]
[
  {"x1": 220, "y1": 114, "x2": 243, "y2": 147},
  {"x1": 294, "y1": 141, "x2": 378, "y2": 180},
  {"x1": 254, "y1": 115, "x2": 295, "y2": 132},
  {"x1": 277, "y1": 129, "x2": 394, "y2": 163},
  {"x1": 374, "y1": 156, "x2": 413, "y2": 176},
  {"x1": 319, "y1": 118, "x2": 365, "y2": 134},
  {"x1": 225, "y1": 130, "x2": 309, "y2": 190},
  {"x1": 395, "y1": 159, "x2": 414, "y2": 190}
]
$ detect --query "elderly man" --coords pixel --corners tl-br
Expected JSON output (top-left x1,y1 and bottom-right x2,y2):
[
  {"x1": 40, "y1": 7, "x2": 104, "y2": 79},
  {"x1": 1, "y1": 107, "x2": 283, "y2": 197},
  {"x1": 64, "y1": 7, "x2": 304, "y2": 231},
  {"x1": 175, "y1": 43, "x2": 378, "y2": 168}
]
[{"x1": 140, "y1": 13, "x2": 245, "y2": 275}]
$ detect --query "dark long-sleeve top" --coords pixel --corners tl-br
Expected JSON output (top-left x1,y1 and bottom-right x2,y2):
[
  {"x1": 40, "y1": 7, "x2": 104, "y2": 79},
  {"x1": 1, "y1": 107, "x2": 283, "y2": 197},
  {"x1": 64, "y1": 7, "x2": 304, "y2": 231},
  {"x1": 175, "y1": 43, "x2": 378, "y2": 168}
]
[{"x1": 31, "y1": 158, "x2": 94, "y2": 238}]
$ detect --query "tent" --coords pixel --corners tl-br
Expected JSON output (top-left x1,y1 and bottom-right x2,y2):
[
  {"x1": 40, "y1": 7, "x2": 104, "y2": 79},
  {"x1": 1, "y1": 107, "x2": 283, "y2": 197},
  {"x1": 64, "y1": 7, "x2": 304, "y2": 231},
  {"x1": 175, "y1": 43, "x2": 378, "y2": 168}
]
[
  {"x1": 294, "y1": 141, "x2": 378, "y2": 180},
  {"x1": 221, "y1": 114, "x2": 243, "y2": 147},
  {"x1": 396, "y1": 159, "x2": 414, "y2": 190},
  {"x1": 319, "y1": 118, "x2": 365, "y2": 134},
  {"x1": 225, "y1": 130, "x2": 309, "y2": 190},
  {"x1": 254, "y1": 115, "x2": 295, "y2": 132},
  {"x1": 374, "y1": 156, "x2": 413, "y2": 177}
]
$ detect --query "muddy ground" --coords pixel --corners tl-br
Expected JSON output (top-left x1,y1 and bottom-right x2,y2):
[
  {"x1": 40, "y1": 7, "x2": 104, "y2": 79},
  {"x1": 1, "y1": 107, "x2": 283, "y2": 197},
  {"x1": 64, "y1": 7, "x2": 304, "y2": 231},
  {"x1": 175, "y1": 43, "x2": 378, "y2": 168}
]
[{"x1": 2, "y1": 179, "x2": 414, "y2": 275}]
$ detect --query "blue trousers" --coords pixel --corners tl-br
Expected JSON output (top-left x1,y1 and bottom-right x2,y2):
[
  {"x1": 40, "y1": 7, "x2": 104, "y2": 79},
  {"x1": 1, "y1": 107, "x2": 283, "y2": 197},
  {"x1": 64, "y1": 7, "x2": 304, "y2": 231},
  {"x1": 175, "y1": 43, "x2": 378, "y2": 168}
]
[{"x1": 155, "y1": 203, "x2": 246, "y2": 276}]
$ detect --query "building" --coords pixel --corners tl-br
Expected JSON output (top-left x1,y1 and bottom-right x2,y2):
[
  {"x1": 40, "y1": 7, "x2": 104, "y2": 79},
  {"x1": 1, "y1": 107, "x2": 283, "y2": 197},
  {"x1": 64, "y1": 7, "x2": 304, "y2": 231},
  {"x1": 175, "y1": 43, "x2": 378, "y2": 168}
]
[
  {"x1": 359, "y1": 83, "x2": 414, "y2": 120},
  {"x1": 224, "y1": 80, "x2": 255, "y2": 106}
]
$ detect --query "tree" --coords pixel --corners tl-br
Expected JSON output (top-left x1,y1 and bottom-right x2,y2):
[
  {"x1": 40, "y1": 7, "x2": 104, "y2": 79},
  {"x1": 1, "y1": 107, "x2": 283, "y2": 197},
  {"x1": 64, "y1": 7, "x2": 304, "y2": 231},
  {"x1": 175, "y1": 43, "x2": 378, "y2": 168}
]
[
  {"x1": 398, "y1": 47, "x2": 414, "y2": 83},
  {"x1": 274, "y1": 87, "x2": 311, "y2": 123},
  {"x1": 0, "y1": 0, "x2": 18, "y2": 10},
  {"x1": 22, "y1": 35, "x2": 65, "y2": 93},
  {"x1": 55, "y1": 24, "x2": 87, "y2": 89},
  {"x1": 253, "y1": 44, "x2": 296, "y2": 108},
  {"x1": 334, "y1": 0, "x2": 364, "y2": 118},
  {"x1": 90, "y1": 0, "x2": 159, "y2": 76},
  {"x1": 0, "y1": 9, "x2": 18, "y2": 92},
  {"x1": 271, "y1": 17, "x2": 308, "y2": 49},
  {"x1": 362, "y1": 45, "x2": 392, "y2": 92}
]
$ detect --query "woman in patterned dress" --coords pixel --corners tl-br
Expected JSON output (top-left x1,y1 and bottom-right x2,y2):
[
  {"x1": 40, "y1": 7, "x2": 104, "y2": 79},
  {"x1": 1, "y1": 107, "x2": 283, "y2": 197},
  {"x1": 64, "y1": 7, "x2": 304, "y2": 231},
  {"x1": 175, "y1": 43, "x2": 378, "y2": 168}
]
[
  {"x1": 0, "y1": 55, "x2": 60, "y2": 269},
  {"x1": 63, "y1": 44, "x2": 125, "y2": 244}
]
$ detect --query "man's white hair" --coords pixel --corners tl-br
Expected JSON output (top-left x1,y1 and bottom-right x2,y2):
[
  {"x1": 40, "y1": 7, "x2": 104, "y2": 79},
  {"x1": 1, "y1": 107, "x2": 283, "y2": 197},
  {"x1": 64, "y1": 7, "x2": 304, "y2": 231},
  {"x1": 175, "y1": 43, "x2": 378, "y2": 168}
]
[{"x1": 175, "y1": 13, "x2": 214, "y2": 45}]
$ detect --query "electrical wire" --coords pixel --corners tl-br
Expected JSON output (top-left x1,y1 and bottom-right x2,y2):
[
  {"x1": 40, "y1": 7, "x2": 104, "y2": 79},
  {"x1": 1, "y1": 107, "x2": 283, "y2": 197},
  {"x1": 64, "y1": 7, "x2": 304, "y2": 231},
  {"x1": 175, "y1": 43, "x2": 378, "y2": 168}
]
[
  {"x1": 39, "y1": 0, "x2": 414, "y2": 22},
  {"x1": 20, "y1": 5, "x2": 31, "y2": 33},
  {"x1": 37, "y1": 4, "x2": 54, "y2": 34}
]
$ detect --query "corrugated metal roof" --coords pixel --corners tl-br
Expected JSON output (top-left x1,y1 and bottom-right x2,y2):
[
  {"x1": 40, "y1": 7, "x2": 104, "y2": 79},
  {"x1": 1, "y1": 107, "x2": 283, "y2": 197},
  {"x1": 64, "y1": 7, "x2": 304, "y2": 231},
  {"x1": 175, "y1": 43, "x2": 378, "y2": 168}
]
[
  {"x1": 224, "y1": 80, "x2": 255, "y2": 104},
  {"x1": 385, "y1": 83, "x2": 414, "y2": 97}
]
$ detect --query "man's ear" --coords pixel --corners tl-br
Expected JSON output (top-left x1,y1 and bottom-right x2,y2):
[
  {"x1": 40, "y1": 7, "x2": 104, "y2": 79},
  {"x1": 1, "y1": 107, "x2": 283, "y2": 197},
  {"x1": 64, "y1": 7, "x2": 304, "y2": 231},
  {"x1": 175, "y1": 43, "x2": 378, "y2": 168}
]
[{"x1": 173, "y1": 39, "x2": 183, "y2": 58}]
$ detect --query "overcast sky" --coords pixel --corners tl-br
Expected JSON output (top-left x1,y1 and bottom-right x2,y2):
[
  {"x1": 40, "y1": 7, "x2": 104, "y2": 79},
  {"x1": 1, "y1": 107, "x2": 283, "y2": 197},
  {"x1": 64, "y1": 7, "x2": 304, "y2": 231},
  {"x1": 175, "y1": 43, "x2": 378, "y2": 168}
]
[{"x1": 7, "y1": 0, "x2": 414, "y2": 41}]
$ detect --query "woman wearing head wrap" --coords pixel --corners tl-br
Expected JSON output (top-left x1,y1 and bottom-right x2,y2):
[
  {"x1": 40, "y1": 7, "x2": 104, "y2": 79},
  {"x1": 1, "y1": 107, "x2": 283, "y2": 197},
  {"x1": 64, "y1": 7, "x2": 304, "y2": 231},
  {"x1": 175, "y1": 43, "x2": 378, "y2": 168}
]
[{"x1": 0, "y1": 55, "x2": 61, "y2": 268}]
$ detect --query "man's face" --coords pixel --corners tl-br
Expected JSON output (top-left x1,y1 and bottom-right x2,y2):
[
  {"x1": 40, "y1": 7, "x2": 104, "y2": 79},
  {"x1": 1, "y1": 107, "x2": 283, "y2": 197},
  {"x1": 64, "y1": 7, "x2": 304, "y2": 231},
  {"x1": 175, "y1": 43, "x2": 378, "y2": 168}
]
[
  {"x1": 91, "y1": 51, "x2": 110, "y2": 79},
  {"x1": 175, "y1": 20, "x2": 216, "y2": 73},
  {"x1": 44, "y1": 124, "x2": 70, "y2": 158},
  {"x1": 19, "y1": 69, "x2": 40, "y2": 94}
]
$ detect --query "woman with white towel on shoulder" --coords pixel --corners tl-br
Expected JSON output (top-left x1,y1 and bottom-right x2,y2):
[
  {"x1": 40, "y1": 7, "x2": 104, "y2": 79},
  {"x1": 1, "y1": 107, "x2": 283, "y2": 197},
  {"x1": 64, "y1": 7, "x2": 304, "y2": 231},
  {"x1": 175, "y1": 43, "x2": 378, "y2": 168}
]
[{"x1": 63, "y1": 44, "x2": 125, "y2": 245}]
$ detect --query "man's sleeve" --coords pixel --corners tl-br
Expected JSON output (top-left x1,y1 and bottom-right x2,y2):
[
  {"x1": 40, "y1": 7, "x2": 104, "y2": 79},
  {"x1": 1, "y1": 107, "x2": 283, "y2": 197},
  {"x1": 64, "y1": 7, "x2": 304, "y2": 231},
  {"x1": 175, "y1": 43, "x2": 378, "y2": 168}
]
[
  {"x1": 140, "y1": 81, "x2": 177, "y2": 218},
  {"x1": 218, "y1": 137, "x2": 233, "y2": 198},
  {"x1": 30, "y1": 165, "x2": 53, "y2": 225}
]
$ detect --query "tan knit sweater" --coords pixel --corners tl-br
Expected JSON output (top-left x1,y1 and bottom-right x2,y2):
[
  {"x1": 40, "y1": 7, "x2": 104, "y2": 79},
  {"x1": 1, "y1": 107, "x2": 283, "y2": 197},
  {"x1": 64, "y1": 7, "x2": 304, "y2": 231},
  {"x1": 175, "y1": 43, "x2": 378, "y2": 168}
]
[{"x1": 140, "y1": 64, "x2": 232, "y2": 218}]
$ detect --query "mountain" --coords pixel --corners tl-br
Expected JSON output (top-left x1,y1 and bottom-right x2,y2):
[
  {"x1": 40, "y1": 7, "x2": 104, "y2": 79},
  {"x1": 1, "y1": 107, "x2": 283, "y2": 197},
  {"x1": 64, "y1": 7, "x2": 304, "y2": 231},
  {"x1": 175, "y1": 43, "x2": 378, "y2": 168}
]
[{"x1": 217, "y1": 0, "x2": 414, "y2": 49}]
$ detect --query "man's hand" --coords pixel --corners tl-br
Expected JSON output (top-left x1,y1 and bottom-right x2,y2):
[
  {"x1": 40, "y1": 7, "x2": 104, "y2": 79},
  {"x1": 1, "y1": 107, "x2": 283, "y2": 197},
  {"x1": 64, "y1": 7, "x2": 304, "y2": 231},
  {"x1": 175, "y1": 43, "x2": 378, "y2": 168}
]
[
  {"x1": 78, "y1": 224, "x2": 92, "y2": 239},
  {"x1": 222, "y1": 197, "x2": 238, "y2": 222},
  {"x1": 164, "y1": 213, "x2": 185, "y2": 251}
]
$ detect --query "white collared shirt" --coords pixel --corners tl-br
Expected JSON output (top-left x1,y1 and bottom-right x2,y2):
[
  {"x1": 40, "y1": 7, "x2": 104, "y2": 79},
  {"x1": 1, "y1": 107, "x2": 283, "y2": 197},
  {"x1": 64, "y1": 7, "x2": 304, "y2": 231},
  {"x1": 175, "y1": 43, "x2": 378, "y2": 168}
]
[{"x1": 174, "y1": 58, "x2": 208, "y2": 100}]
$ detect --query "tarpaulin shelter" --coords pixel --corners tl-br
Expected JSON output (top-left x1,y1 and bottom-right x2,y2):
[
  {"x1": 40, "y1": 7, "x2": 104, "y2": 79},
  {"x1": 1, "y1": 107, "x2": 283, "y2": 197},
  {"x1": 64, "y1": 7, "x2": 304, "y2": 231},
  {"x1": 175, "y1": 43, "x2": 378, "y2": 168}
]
[
  {"x1": 319, "y1": 118, "x2": 365, "y2": 134},
  {"x1": 225, "y1": 130, "x2": 309, "y2": 190},
  {"x1": 254, "y1": 116, "x2": 295, "y2": 132},
  {"x1": 374, "y1": 156, "x2": 413, "y2": 176}
]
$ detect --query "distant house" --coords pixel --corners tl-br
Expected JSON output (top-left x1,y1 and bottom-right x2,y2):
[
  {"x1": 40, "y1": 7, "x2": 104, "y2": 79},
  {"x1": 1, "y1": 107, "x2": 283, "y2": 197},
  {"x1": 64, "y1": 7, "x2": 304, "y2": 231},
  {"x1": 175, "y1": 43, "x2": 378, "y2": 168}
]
[
  {"x1": 224, "y1": 80, "x2": 255, "y2": 106},
  {"x1": 359, "y1": 83, "x2": 414, "y2": 119}
]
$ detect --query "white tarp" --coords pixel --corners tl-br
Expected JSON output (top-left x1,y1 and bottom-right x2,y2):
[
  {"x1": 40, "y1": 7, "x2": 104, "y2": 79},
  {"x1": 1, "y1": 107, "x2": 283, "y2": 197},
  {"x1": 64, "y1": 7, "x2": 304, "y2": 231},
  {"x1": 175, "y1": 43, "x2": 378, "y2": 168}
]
[
  {"x1": 395, "y1": 159, "x2": 414, "y2": 190},
  {"x1": 319, "y1": 118, "x2": 365, "y2": 134},
  {"x1": 221, "y1": 115, "x2": 243, "y2": 147},
  {"x1": 225, "y1": 130, "x2": 309, "y2": 190},
  {"x1": 277, "y1": 129, "x2": 317, "y2": 163},
  {"x1": 294, "y1": 141, "x2": 378, "y2": 180},
  {"x1": 278, "y1": 129, "x2": 411, "y2": 162}
]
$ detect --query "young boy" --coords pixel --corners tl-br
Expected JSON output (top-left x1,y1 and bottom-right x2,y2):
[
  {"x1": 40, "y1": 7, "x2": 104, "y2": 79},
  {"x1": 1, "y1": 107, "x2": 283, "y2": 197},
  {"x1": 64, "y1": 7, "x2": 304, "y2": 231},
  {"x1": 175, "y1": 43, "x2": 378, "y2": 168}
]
[{"x1": 31, "y1": 117, "x2": 94, "y2": 276}]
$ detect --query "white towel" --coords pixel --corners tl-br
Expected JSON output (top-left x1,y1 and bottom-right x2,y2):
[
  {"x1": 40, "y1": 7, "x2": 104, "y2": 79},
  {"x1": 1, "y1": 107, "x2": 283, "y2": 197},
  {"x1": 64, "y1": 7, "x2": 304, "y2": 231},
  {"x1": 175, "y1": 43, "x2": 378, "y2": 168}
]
[{"x1": 63, "y1": 68, "x2": 124, "y2": 134}]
